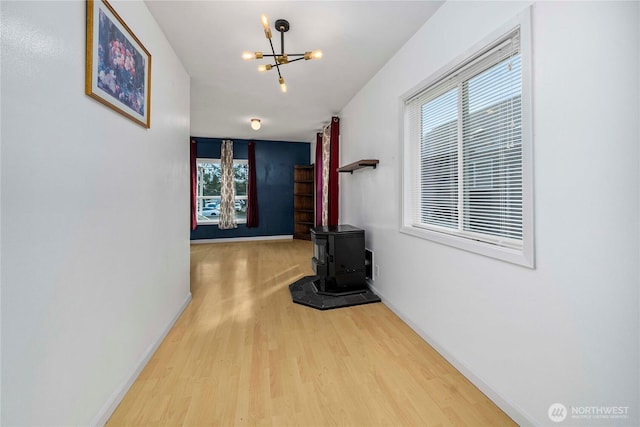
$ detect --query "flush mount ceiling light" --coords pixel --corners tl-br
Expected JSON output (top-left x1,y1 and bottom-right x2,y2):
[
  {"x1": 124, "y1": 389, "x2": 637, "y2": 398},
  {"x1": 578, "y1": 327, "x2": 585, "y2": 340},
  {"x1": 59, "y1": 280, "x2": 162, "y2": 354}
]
[
  {"x1": 242, "y1": 15, "x2": 322, "y2": 93},
  {"x1": 250, "y1": 118, "x2": 261, "y2": 130}
]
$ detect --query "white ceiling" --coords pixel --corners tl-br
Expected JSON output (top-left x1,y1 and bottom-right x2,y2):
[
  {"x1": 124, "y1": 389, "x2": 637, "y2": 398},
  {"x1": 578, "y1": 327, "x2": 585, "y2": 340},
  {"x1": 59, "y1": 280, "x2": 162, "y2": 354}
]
[{"x1": 145, "y1": 1, "x2": 443, "y2": 142}]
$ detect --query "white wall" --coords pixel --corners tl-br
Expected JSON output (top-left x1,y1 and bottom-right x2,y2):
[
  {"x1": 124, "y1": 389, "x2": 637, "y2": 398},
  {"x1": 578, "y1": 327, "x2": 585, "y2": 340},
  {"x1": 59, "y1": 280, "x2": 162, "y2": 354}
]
[
  {"x1": 340, "y1": 1, "x2": 639, "y2": 425},
  {"x1": 1, "y1": 1, "x2": 191, "y2": 425},
  {"x1": 0, "y1": 0, "x2": 3, "y2": 421}
]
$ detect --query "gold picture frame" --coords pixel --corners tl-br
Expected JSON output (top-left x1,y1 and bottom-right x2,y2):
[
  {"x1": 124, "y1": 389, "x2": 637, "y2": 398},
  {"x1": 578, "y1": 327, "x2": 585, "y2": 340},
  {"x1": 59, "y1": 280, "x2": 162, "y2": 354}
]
[{"x1": 85, "y1": 0, "x2": 151, "y2": 128}]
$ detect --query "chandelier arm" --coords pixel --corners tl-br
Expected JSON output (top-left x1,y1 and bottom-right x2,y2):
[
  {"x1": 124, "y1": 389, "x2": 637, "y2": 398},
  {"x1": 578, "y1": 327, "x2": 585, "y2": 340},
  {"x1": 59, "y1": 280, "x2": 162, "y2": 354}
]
[
  {"x1": 284, "y1": 57, "x2": 306, "y2": 64},
  {"x1": 267, "y1": 37, "x2": 278, "y2": 59},
  {"x1": 260, "y1": 53, "x2": 306, "y2": 57},
  {"x1": 267, "y1": 37, "x2": 283, "y2": 79}
]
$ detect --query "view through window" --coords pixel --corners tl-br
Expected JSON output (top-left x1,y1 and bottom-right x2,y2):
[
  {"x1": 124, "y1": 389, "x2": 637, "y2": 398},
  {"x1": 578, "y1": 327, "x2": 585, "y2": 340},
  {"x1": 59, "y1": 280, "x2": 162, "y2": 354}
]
[
  {"x1": 196, "y1": 158, "x2": 248, "y2": 224},
  {"x1": 418, "y1": 52, "x2": 522, "y2": 241}
]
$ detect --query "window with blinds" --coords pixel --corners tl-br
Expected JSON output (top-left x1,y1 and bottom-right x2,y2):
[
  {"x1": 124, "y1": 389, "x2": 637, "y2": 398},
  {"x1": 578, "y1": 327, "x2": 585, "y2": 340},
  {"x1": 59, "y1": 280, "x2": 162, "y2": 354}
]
[{"x1": 402, "y1": 21, "x2": 533, "y2": 267}]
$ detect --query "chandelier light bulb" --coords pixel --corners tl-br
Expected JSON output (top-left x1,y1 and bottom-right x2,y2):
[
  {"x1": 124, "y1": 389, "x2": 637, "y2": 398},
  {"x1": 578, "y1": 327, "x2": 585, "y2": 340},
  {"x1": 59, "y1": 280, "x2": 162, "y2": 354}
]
[
  {"x1": 304, "y1": 50, "x2": 323, "y2": 60},
  {"x1": 242, "y1": 51, "x2": 255, "y2": 60},
  {"x1": 279, "y1": 77, "x2": 287, "y2": 93},
  {"x1": 250, "y1": 119, "x2": 261, "y2": 130},
  {"x1": 261, "y1": 15, "x2": 272, "y2": 39}
]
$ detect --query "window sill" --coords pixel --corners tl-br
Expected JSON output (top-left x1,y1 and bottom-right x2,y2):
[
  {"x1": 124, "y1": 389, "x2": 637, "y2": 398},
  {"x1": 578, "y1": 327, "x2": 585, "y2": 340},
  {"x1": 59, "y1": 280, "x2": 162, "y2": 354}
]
[
  {"x1": 197, "y1": 219, "x2": 247, "y2": 226},
  {"x1": 399, "y1": 225, "x2": 533, "y2": 268}
]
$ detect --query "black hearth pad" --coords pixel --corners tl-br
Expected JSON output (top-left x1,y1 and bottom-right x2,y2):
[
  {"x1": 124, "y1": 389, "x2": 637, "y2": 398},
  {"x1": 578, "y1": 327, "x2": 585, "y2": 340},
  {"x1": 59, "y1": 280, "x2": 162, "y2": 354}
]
[{"x1": 289, "y1": 276, "x2": 381, "y2": 311}]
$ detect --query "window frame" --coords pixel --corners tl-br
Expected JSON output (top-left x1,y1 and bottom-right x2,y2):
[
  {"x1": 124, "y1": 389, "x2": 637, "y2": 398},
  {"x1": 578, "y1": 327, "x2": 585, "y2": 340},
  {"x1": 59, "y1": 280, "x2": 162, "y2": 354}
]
[
  {"x1": 400, "y1": 8, "x2": 534, "y2": 268},
  {"x1": 196, "y1": 158, "x2": 248, "y2": 226}
]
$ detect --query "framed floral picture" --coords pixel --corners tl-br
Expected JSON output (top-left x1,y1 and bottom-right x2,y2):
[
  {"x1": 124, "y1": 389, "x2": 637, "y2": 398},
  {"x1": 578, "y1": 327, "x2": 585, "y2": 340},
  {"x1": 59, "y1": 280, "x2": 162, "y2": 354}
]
[{"x1": 85, "y1": 0, "x2": 151, "y2": 128}]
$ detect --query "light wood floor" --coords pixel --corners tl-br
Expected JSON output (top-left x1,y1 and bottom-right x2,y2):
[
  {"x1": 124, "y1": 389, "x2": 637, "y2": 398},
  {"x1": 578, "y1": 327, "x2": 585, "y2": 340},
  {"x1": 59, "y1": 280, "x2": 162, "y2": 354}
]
[{"x1": 107, "y1": 239, "x2": 516, "y2": 426}]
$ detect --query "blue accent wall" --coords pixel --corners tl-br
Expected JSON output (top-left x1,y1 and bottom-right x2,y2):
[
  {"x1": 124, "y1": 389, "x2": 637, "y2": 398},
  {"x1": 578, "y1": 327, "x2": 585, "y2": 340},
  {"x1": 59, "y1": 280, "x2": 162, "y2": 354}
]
[{"x1": 191, "y1": 137, "x2": 310, "y2": 240}]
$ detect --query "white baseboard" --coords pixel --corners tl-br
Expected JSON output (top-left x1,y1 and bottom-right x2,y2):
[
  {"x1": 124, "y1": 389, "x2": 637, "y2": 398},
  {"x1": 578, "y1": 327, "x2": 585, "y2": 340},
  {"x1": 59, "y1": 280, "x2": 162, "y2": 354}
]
[
  {"x1": 90, "y1": 292, "x2": 192, "y2": 427},
  {"x1": 368, "y1": 282, "x2": 535, "y2": 427},
  {"x1": 190, "y1": 235, "x2": 293, "y2": 244}
]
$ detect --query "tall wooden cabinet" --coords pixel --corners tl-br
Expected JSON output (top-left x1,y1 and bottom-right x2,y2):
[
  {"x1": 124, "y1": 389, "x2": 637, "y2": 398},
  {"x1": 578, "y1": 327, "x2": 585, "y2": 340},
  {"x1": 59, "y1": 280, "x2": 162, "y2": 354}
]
[{"x1": 293, "y1": 165, "x2": 314, "y2": 240}]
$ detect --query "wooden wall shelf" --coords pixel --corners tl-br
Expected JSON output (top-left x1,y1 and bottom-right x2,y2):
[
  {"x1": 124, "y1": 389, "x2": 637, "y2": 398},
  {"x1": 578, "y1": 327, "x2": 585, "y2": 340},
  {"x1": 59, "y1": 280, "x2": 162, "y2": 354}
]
[{"x1": 337, "y1": 159, "x2": 379, "y2": 174}]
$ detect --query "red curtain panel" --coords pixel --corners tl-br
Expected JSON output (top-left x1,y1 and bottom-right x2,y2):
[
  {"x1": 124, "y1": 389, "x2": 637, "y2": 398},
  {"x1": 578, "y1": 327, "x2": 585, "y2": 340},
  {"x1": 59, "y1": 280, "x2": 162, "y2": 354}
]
[
  {"x1": 246, "y1": 141, "x2": 259, "y2": 227},
  {"x1": 315, "y1": 132, "x2": 323, "y2": 226},
  {"x1": 328, "y1": 116, "x2": 340, "y2": 226}
]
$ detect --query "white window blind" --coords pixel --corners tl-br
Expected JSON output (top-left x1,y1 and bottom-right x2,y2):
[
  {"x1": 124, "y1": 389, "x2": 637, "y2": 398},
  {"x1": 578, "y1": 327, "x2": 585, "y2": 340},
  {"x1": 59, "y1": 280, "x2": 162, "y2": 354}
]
[{"x1": 406, "y1": 29, "x2": 523, "y2": 250}]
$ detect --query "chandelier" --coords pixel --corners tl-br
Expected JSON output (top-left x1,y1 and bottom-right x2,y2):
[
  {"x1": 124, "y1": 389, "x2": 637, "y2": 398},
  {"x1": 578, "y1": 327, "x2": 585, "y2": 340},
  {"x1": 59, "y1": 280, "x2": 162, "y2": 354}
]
[{"x1": 242, "y1": 15, "x2": 322, "y2": 93}]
